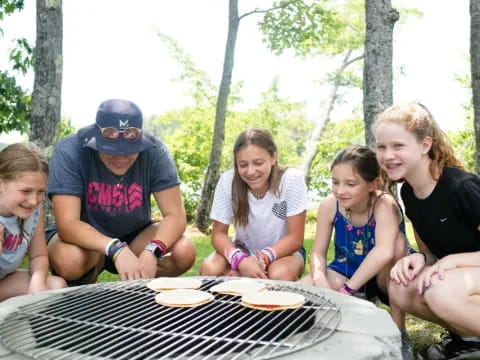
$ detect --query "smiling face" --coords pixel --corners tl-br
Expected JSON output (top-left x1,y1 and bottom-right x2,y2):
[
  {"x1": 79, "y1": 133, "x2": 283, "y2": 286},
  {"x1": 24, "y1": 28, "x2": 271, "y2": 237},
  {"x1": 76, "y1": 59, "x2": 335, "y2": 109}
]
[
  {"x1": 99, "y1": 152, "x2": 139, "y2": 176},
  {"x1": 0, "y1": 172, "x2": 47, "y2": 219},
  {"x1": 235, "y1": 144, "x2": 277, "y2": 193},
  {"x1": 374, "y1": 122, "x2": 432, "y2": 182},
  {"x1": 331, "y1": 163, "x2": 375, "y2": 211}
]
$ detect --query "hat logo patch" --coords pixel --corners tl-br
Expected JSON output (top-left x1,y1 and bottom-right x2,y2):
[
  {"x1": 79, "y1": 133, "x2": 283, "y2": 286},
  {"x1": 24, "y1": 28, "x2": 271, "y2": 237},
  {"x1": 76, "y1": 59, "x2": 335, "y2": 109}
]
[{"x1": 119, "y1": 119, "x2": 129, "y2": 129}]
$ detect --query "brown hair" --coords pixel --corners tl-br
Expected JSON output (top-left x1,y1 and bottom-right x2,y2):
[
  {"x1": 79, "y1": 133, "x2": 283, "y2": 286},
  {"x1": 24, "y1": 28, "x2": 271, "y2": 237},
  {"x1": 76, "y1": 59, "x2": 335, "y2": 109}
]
[
  {"x1": 331, "y1": 145, "x2": 380, "y2": 183},
  {"x1": 0, "y1": 143, "x2": 49, "y2": 180},
  {"x1": 373, "y1": 102, "x2": 463, "y2": 189},
  {"x1": 232, "y1": 128, "x2": 285, "y2": 226}
]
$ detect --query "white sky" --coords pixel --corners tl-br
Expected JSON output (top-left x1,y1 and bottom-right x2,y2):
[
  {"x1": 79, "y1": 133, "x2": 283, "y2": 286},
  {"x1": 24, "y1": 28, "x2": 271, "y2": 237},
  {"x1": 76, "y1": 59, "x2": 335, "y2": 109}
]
[{"x1": 0, "y1": 0, "x2": 471, "y2": 143}]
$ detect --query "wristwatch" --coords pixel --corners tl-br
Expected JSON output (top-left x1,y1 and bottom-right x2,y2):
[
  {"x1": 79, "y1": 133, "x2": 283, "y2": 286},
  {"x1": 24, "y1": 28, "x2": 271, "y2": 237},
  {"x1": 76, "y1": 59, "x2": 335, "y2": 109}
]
[{"x1": 144, "y1": 242, "x2": 163, "y2": 258}]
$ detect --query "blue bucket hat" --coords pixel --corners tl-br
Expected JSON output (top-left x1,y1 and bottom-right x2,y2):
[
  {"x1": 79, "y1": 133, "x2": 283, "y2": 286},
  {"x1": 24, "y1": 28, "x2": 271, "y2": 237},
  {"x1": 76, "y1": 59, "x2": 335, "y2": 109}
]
[{"x1": 78, "y1": 99, "x2": 155, "y2": 155}]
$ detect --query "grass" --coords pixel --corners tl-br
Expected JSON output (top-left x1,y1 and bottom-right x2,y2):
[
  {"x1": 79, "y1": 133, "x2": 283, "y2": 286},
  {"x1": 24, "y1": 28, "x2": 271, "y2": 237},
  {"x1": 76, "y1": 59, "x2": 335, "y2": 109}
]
[{"x1": 21, "y1": 217, "x2": 440, "y2": 355}]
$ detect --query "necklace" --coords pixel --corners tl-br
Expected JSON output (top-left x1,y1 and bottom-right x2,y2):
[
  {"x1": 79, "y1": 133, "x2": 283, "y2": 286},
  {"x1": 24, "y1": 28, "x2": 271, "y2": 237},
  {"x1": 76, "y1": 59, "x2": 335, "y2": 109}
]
[
  {"x1": 110, "y1": 170, "x2": 128, "y2": 187},
  {"x1": 250, "y1": 189, "x2": 268, "y2": 200}
]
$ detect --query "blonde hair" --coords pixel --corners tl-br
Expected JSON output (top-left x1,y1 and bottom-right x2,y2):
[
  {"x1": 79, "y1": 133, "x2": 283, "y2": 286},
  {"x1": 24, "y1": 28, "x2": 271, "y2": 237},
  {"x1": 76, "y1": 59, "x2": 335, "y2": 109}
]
[
  {"x1": 232, "y1": 128, "x2": 285, "y2": 226},
  {"x1": 373, "y1": 102, "x2": 463, "y2": 187},
  {"x1": 0, "y1": 143, "x2": 49, "y2": 181}
]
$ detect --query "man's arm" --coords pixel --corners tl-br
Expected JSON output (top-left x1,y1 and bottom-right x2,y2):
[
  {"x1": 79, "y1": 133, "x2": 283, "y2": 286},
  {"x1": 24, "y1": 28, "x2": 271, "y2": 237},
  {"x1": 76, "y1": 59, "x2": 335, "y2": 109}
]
[
  {"x1": 150, "y1": 185, "x2": 187, "y2": 249},
  {"x1": 52, "y1": 194, "x2": 111, "y2": 252}
]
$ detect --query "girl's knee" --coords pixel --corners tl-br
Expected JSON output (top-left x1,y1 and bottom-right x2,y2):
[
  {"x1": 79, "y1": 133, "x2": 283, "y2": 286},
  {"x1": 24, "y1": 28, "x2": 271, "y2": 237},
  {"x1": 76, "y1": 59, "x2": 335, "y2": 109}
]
[
  {"x1": 268, "y1": 266, "x2": 300, "y2": 281},
  {"x1": 388, "y1": 281, "x2": 417, "y2": 311},
  {"x1": 48, "y1": 275, "x2": 67, "y2": 289},
  {"x1": 424, "y1": 276, "x2": 458, "y2": 314}
]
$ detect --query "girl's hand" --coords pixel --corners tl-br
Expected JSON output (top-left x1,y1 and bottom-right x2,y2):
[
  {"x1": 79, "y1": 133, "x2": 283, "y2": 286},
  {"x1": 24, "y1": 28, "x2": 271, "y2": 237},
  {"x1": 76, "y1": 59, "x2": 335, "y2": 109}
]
[
  {"x1": 28, "y1": 278, "x2": 48, "y2": 295},
  {"x1": 416, "y1": 255, "x2": 458, "y2": 295},
  {"x1": 238, "y1": 255, "x2": 268, "y2": 279},
  {"x1": 114, "y1": 247, "x2": 143, "y2": 281},
  {"x1": 390, "y1": 253, "x2": 425, "y2": 286},
  {"x1": 312, "y1": 273, "x2": 332, "y2": 289},
  {"x1": 338, "y1": 286, "x2": 353, "y2": 296}
]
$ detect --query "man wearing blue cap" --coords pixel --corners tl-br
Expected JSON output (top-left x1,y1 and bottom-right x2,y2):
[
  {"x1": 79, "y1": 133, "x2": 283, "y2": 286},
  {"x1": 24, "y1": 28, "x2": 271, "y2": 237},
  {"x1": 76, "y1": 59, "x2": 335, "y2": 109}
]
[{"x1": 46, "y1": 99, "x2": 196, "y2": 284}]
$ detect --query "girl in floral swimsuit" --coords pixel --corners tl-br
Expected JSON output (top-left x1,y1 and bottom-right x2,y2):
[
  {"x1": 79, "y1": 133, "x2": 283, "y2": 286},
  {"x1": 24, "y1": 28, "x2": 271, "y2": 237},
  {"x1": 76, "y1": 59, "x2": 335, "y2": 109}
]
[{"x1": 302, "y1": 145, "x2": 412, "y2": 331}]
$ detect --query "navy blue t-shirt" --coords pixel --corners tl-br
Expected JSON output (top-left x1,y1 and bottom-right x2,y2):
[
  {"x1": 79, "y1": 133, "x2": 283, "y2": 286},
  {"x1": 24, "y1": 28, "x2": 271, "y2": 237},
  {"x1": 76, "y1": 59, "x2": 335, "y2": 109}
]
[{"x1": 48, "y1": 132, "x2": 180, "y2": 238}]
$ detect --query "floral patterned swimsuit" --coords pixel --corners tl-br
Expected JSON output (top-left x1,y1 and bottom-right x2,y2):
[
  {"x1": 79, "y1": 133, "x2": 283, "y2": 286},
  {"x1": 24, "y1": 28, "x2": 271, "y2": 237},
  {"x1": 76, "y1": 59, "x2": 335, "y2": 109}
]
[{"x1": 328, "y1": 196, "x2": 408, "y2": 279}]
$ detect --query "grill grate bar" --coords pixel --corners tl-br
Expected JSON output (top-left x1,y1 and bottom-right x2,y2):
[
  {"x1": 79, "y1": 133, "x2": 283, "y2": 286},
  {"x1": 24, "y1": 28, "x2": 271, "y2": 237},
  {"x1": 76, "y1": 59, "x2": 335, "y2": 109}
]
[
  {"x1": 150, "y1": 299, "x2": 272, "y2": 360},
  {"x1": 249, "y1": 295, "x2": 342, "y2": 358},
  {"x1": 218, "y1": 305, "x2": 308, "y2": 359},
  {"x1": 0, "y1": 279, "x2": 341, "y2": 360}
]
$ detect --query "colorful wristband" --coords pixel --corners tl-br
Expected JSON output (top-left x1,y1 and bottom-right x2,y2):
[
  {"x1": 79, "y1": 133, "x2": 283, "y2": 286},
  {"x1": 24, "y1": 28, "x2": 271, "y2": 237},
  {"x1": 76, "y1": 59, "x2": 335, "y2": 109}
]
[
  {"x1": 231, "y1": 252, "x2": 249, "y2": 271},
  {"x1": 112, "y1": 242, "x2": 127, "y2": 263},
  {"x1": 105, "y1": 238, "x2": 121, "y2": 257},
  {"x1": 151, "y1": 239, "x2": 167, "y2": 257}
]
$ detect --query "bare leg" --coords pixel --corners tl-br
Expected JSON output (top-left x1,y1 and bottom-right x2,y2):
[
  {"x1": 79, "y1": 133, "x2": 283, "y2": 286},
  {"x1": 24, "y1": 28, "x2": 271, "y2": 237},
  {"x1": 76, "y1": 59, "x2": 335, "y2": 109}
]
[
  {"x1": 424, "y1": 267, "x2": 480, "y2": 336},
  {"x1": 200, "y1": 251, "x2": 231, "y2": 276},
  {"x1": 0, "y1": 270, "x2": 66, "y2": 301},
  {"x1": 48, "y1": 233, "x2": 103, "y2": 282},
  {"x1": 268, "y1": 252, "x2": 305, "y2": 281}
]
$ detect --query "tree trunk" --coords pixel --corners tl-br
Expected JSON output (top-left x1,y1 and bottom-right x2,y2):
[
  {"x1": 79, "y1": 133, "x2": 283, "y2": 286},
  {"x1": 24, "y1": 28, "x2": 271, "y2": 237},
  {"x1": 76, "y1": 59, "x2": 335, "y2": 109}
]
[
  {"x1": 471, "y1": 0, "x2": 480, "y2": 174},
  {"x1": 31, "y1": 0, "x2": 63, "y2": 226},
  {"x1": 300, "y1": 51, "x2": 364, "y2": 183},
  {"x1": 363, "y1": 0, "x2": 398, "y2": 148},
  {"x1": 195, "y1": 0, "x2": 239, "y2": 232},
  {"x1": 30, "y1": 0, "x2": 63, "y2": 151}
]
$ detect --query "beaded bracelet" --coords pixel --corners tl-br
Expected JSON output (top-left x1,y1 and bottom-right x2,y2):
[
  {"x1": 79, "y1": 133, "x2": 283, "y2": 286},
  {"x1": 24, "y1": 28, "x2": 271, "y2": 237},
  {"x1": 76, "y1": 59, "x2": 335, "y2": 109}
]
[{"x1": 263, "y1": 247, "x2": 277, "y2": 262}]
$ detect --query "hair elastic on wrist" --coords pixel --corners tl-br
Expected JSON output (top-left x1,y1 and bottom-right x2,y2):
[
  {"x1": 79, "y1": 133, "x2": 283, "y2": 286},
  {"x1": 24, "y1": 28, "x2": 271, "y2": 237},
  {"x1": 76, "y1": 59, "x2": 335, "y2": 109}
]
[
  {"x1": 419, "y1": 252, "x2": 427, "y2": 264},
  {"x1": 342, "y1": 283, "x2": 356, "y2": 296}
]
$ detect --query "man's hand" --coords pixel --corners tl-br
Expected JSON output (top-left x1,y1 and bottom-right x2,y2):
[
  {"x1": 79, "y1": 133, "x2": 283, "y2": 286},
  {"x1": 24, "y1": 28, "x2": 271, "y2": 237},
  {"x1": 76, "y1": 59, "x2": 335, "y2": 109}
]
[
  {"x1": 114, "y1": 247, "x2": 143, "y2": 281},
  {"x1": 138, "y1": 250, "x2": 158, "y2": 279}
]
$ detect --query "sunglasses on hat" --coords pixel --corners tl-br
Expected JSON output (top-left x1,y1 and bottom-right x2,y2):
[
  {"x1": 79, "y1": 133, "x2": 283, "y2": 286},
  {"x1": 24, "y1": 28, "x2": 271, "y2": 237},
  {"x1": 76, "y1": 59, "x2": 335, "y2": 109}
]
[{"x1": 97, "y1": 124, "x2": 142, "y2": 141}]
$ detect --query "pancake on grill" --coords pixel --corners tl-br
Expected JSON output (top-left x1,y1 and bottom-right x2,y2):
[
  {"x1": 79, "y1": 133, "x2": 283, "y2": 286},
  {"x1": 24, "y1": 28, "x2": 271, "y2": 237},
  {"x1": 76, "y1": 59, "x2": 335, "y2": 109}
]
[
  {"x1": 209, "y1": 279, "x2": 266, "y2": 295},
  {"x1": 155, "y1": 289, "x2": 214, "y2": 308},
  {"x1": 146, "y1": 277, "x2": 202, "y2": 292},
  {"x1": 241, "y1": 291, "x2": 305, "y2": 311}
]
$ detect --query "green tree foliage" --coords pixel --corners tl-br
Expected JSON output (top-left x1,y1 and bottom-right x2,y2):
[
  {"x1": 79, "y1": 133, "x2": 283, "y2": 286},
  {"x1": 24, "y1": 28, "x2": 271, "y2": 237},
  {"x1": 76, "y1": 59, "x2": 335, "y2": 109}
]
[
  {"x1": 308, "y1": 116, "x2": 365, "y2": 197},
  {"x1": 0, "y1": 71, "x2": 30, "y2": 133},
  {"x1": 152, "y1": 79, "x2": 312, "y2": 221},
  {"x1": 447, "y1": 72, "x2": 475, "y2": 171},
  {"x1": 0, "y1": 0, "x2": 34, "y2": 135}
]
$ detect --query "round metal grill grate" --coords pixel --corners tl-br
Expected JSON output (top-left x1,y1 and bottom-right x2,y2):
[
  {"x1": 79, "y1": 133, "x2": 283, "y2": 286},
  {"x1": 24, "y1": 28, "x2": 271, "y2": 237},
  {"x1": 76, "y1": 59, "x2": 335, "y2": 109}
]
[{"x1": 0, "y1": 278, "x2": 341, "y2": 359}]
